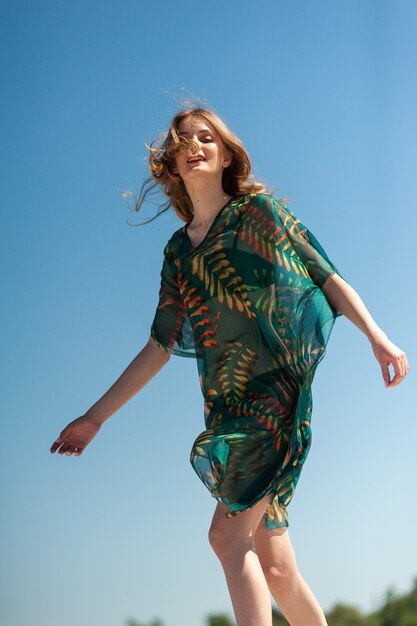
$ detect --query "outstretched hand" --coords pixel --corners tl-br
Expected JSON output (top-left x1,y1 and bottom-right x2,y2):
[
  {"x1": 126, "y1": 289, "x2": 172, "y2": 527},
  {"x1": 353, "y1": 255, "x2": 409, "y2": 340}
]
[
  {"x1": 370, "y1": 333, "x2": 410, "y2": 388},
  {"x1": 50, "y1": 415, "x2": 102, "y2": 456}
]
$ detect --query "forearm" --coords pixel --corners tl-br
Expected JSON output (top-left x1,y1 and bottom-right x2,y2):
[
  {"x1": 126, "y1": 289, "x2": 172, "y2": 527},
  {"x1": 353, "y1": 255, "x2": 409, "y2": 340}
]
[
  {"x1": 322, "y1": 273, "x2": 386, "y2": 344},
  {"x1": 84, "y1": 338, "x2": 170, "y2": 425}
]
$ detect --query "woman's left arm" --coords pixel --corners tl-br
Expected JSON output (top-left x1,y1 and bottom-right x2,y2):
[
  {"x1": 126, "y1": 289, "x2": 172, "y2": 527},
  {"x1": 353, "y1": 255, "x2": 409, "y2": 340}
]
[{"x1": 322, "y1": 273, "x2": 410, "y2": 389}]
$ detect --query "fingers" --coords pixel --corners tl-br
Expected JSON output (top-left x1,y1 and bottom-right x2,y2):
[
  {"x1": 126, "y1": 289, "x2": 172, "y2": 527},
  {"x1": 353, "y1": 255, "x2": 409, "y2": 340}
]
[
  {"x1": 50, "y1": 441, "x2": 83, "y2": 456},
  {"x1": 384, "y1": 351, "x2": 410, "y2": 389},
  {"x1": 386, "y1": 371, "x2": 405, "y2": 388},
  {"x1": 402, "y1": 353, "x2": 410, "y2": 376},
  {"x1": 61, "y1": 446, "x2": 83, "y2": 456},
  {"x1": 381, "y1": 363, "x2": 390, "y2": 387},
  {"x1": 397, "y1": 353, "x2": 406, "y2": 377},
  {"x1": 50, "y1": 431, "x2": 83, "y2": 456},
  {"x1": 50, "y1": 435, "x2": 65, "y2": 454}
]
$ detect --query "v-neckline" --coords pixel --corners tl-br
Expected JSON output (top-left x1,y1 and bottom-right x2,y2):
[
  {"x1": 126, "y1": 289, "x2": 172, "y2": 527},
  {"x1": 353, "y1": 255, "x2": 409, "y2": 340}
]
[{"x1": 184, "y1": 196, "x2": 236, "y2": 252}]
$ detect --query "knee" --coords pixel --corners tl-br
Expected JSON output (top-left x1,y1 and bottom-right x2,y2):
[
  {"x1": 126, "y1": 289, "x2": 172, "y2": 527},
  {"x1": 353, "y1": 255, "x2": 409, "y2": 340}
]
[
  {"x1": 208, "y1": 525, "x2": 253, "y2": 560},
  {"x1": 208, "y1": 525, "x2": 231, "y2": 557},
  {"x1": 263, "y1": 562, "x2": 301, "y2": 591}
]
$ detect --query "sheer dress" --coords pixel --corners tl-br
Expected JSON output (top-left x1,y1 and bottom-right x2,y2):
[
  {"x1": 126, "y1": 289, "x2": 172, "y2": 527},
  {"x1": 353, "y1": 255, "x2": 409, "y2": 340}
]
[{"x1": 150, "y1": 193, "x2": 343, "y2": 529}]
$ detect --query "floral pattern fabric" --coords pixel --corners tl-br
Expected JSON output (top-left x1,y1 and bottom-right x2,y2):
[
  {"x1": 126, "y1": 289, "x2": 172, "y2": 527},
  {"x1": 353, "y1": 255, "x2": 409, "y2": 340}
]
[{"x1": 150, "y1": 193, "x2": 343, "y2": 529}]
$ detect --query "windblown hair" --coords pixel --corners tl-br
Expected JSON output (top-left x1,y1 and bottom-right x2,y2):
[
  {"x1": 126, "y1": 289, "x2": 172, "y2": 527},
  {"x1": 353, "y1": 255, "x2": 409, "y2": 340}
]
[{"x1": 131, "y1": 106, "x2": 283, "y2": 225}]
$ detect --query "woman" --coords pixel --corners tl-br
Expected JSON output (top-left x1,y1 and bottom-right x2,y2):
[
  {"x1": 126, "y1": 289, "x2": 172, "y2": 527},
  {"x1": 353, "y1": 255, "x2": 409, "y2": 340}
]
[{"x1": 50, "y1": 107, "x2": 409, "y2": 626}]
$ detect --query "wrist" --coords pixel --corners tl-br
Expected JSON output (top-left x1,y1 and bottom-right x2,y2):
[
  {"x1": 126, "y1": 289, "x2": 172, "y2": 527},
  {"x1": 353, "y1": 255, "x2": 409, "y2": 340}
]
[
  {"x1": 367, "y1": 326, "x2": 387, "y2": 346},
  {"x1": 83, "y1": 410, "x2": 106, "y2": 427}
]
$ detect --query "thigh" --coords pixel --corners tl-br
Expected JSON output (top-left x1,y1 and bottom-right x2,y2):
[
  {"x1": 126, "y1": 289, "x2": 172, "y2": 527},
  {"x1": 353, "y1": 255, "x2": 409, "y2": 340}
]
[
  {"x1": 254, "y1": 520, "x2": 299, "y2": 572},
  {"x1": 209, "y1": 492, "x2": 275, "y2": 545}
]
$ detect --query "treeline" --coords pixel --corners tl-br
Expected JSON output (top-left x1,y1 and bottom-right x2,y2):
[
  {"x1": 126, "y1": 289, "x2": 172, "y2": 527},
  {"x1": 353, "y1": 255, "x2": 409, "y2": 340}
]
[{"x1": 126, "y1": 575, "x2": 417, "y2": 626}]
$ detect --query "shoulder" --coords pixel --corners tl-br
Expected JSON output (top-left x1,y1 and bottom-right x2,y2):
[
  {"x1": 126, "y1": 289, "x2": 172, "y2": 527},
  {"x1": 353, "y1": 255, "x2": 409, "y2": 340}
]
[
  {"x1": 249, "y1": 192, "x2": 290, "y2": 213},
  {"x1": 243, "y1": 193, "x2": 295, "y2": 226},
  {"x1": 248, "y1": 192, "x2": 275, "y2": 204},
  {"x1": 246, "y1": 192, "x2": 285, "y2": 213},
  {"x1": 162, "y1": 228, "x2": 184, "y2": 263}
]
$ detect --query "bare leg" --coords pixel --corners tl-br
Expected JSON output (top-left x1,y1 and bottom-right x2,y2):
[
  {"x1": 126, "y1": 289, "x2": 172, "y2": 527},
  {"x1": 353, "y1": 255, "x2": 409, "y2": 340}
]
[
  {"x1": 208, "y1": 492, "x2": 275, "y2": 626},
  {"x1": 254, "y1": 521, "x2": 327, "y2": 626}
]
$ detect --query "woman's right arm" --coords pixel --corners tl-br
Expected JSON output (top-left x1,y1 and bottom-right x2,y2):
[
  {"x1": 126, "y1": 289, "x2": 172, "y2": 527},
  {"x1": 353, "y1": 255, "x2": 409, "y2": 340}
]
[{"x1": 50, "y1": 338, "x2": 170, "y2": 456}]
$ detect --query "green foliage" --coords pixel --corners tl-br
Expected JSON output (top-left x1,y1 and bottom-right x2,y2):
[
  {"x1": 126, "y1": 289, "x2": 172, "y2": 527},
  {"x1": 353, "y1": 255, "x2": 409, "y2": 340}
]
[
  {"x1": 205, "y1": 614, "x2": 235, "y2": 626},
  {"x1": 368, "y1": 576, "x2": 417, "y2": 626},
  {"x1": 272, "y1": 606, "x2": 290, "y2": 625},
  {"x1": 326, "y1": 602, "x2": 369, "y2": 625}
]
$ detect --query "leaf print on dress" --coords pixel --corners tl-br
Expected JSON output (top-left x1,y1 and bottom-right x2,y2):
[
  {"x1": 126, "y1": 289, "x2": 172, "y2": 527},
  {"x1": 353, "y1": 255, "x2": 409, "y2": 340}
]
[
  {"x1": 190, "y1": 243, "x2": 255, "y2": 320},
  {"x1": 150, "y1": 193, "x2": 344, "y2": 530}
]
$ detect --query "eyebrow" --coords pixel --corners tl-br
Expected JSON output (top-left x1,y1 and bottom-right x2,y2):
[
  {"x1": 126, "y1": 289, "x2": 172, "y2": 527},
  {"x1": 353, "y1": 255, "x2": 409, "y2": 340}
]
[{"x1": 178, "y1": 129, "x2": 212, "y2": 136}]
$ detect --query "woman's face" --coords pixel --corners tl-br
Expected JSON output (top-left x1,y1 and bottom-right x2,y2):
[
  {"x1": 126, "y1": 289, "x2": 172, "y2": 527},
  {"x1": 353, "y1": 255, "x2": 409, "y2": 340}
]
[{"x1": 172, "y1": 116, "x2": 231, "y2": 183}]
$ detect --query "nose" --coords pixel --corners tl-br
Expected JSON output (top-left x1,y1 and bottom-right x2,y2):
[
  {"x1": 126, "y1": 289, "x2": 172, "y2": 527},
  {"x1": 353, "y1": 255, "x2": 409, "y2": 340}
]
[
  {"x1": 188, "y1": 137, "x2": 203, "y2": 149},
  {"x1": 183, "y1": 137, "x2": 205, "y2": 156}
]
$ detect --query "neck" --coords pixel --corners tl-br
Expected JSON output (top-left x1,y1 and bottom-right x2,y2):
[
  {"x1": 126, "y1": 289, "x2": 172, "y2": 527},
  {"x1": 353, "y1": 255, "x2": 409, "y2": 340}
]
[{"x1": 185, "y1": 181, "x2": 233, "y2": 227}]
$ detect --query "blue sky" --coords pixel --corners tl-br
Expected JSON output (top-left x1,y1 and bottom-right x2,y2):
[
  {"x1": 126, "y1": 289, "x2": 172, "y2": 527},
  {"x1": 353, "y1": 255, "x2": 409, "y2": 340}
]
[{"x1": 1, "y1": 1, "x2": 416, "y2": 625}]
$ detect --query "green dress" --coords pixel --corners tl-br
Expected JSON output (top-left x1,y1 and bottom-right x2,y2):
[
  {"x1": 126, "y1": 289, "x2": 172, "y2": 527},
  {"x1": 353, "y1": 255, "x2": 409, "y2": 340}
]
[{"x1": 150, "y1": 193, "x2": 343, "y2": 530}]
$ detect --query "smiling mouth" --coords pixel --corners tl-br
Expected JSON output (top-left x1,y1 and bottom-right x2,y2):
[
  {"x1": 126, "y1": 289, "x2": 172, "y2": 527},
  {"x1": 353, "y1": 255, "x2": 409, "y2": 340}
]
[{"x1": 187, "y1": 157, "x2": 206, "y2": 163}]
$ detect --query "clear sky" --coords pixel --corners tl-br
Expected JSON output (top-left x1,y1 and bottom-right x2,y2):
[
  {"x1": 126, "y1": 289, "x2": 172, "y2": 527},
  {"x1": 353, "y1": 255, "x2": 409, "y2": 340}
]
[{"x1": 1, "y1": 1, "x2": 416, "y2": 626}]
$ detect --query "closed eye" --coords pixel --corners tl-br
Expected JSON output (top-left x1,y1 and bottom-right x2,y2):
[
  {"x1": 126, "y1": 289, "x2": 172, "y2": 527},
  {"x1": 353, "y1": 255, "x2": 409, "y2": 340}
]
[{"x1": 178, "y1": 132, "x2": 214, "y2": 142}]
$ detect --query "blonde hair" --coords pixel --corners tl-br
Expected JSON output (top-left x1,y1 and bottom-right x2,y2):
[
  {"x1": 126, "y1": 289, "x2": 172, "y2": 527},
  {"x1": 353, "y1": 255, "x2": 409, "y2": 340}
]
[{"x1": 130, "y1": 106, "x2": 287, "y2": 225}]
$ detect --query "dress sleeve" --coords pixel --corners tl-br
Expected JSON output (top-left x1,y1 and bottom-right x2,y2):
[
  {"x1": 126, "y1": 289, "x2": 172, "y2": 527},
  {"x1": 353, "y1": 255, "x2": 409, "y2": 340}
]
[
  {"x1": 248, "y1": 194, "x2": 344, "y2": 379},
  {"x1": 150, "y1": 241, "x2": 197, "y2": 358},
  {"x1": 271, "y1": 197, "x2": 344, "y2": 289}
]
